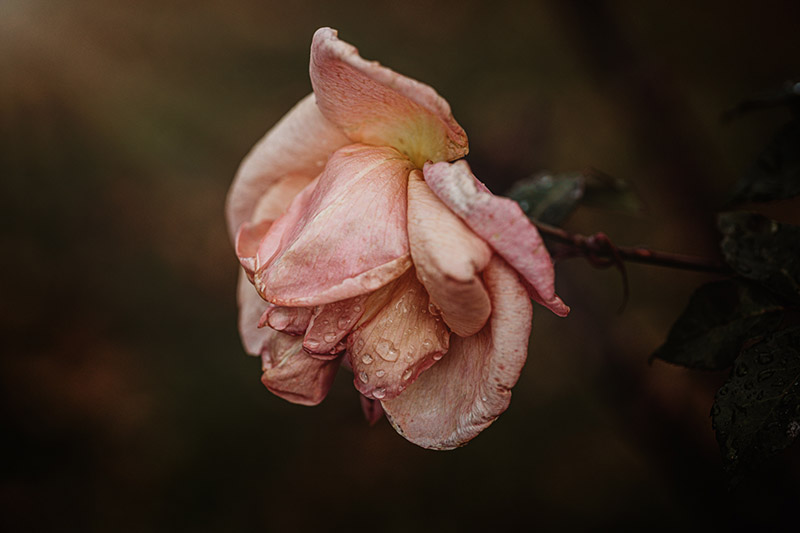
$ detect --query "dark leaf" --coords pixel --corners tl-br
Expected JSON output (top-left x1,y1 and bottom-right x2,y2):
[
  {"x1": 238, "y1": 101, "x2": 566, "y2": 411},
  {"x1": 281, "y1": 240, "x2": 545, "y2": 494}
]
[
  {"x1": 711, "y1": 326, "x2": 800, "y2": 474},
  {"x1": 653, "y1": 280, "x2": 785, "y2": 370},
  {"x1": 730, "y1": 118, "x2": 800, "y2": 203},
  {"x1": 507, "y1": 172, "x2": 584, "y2": 226},
  {"x1": 581, "y1": 167, "x2": 645, "y2": 214},
  {"x1": 718, "y1": 212, "x2": 800, "y2": 305}
]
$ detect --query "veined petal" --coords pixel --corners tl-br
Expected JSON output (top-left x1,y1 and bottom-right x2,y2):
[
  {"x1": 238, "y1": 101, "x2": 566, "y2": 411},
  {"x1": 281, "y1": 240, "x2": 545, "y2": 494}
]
[
  {"x1": 256, "y1": 144, "x2": 414, "y2": 306},
  {"x1": 348, "y1": 269, "x2": 450, "y2": 401},
  {"x1": 261, "y1": 333, "x2": 341, "y2": 406},
  {"x1": 407, "y1": 170, "x2": 492, "y2": 336},
  {"x1": 303, "y1": 295, "x2": 367, "y2": 355},
  {"x1": 381, "y1": 256, "x2": 533, "y2": 449},
  {"x1": 423, "y1": 160, "x2": 570, "y2": 317},
  {"x1": 225, "y1": 93, "x2": 349, "y2": 241},
  {"x1": 310, "y1": 28, "x2": 468, "y2": 167}
]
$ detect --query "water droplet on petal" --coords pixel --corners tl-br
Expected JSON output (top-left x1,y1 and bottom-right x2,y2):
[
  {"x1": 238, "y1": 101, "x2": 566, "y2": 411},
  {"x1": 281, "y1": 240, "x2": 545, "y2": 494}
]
[
  {"x1": 361, "y1": 354, "x2": 373, "y2": 365},
  {"x1": 375, "y1": 339, "x2": 392, "y2": 359},
  {"x1": 323, "y1": 332, "x2": 337, "y2": 343},
  {"x1": 354, "y1": 338, "x2": 365, "y2": 351},
  {"x1": 428, "y1": 302, "x2": 441, "y2": 316},
  {"x1": 373, "y1": 388, "x2": 386, "y2": 399},
  {"x1": 359, "y1": 371, "x2": 369, "y2": 383},
  {"x1": 402, "y1": 368, "x2": 412, "y2": 381},
  {"x1": 305, "y1": 339, "x2": 320, "y2": 350},
  {"x1": 432, "y1": 353, "x2": 443, "y2": 361},
  {"x1": 337, "y1": 317, "x2": 350, "y2": 330},
  {"x1": 422, "y1": 339, "x2": 433, "y2": 352},
  {"x1": 376, "y1": 369, "x2": 386, "y2": 377},
  {"x1": 353, "y1": 305, "x2": 362, "y2": 313}
]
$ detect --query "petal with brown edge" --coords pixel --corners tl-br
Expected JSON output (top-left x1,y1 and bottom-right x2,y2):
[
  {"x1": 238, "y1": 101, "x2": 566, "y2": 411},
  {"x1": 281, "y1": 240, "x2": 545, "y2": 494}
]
[
  {"x1": 310, "y1": 27, "x2": 468, "y2": 167},
  {"x1": 261, "y1": 331, "x2": 341, "y2": 406},
  {"x1": 381, "y1": 255, "x2": 533, "y2": 450},
  {"x1": 225, "y1": 93, "x2": 349, "y2": 241},
  {"x1": 407, "y1": 169, "x2": 492, "y2": 337},
  {"x1": 423, "y1": 160, "x2": 570, "y2": 317},
  {"x1": 348, "y1": 269, "x2": 450, "y2": 401},
  {"x1": 256, "y1": 144, "x2": 413, "y2": 307}
]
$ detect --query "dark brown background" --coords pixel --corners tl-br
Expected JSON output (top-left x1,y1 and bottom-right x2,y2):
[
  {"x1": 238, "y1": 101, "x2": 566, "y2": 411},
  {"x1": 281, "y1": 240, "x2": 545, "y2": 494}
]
[{"x1": 2, "y1": 0, "x2": 799, "y2": 530}]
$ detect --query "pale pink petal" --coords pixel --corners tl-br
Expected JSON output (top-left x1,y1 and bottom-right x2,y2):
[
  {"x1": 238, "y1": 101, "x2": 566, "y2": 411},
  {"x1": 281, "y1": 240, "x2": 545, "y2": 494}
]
[
  {"x1": 348, "y1": 269, "x2": 450, "y2": 401},
  {"x1": 235, "y1": 174, "x2": 317, "y2": 280},
  {"x1": 310, "y1": 28, "x2": 468, "y2": 167},
  {"x1": 303, "y1": 295, "x2": 367, "y2": 355},
  {"x1": 423, "y1": 160, "x2": 570, "y2": 317},
  {"x1": 259, "y1": 305, "x2": 313, "y2": 336},
  {"x1": 236, "y1": 271, "x2": 272, "y2": 357},
  {"x1": 260, "y1": 333, "x2": 341, "y2": 406},
  {"x1": 359, "y1": 395, "x2": 385, "y2": 426},
  {"x1": 407, "y1": 170, "x2": 493, "y2": 336},
  {"x1": 255, "y1": 144, "x2": 414, "y2": 306},
  {"x1": 225, "y1": 93, "x2": 350, "y2": 241},
  {"x1": 381, "y1": 256, "x2": 533, "y2": 449}
]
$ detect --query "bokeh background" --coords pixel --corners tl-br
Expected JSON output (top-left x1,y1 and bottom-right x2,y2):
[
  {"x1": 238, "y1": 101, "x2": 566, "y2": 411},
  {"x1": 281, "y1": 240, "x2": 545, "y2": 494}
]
[{"x1": 2, "y1": 0, "x2": 800, "y2": 530}]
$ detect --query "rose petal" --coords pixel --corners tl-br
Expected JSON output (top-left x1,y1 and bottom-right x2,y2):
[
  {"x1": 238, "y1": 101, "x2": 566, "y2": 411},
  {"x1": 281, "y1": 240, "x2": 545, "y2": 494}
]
[
  {"x1": 261, "y1": 333, "x2": 341, "y2": 406},
  {"x1": 348, "y1": 269, "x2": 450, "y2": 401},
  {"x1": 423, "y1": 160, "x2": 570, "y2": 317},
  {"x1": 407, "y1": 169, "x2": 492, "y2": 336},
  {"x1": 303, "y1": 295, "x2": 367, "y2": 355},
  {"x1": 237, "y1": 271, "x2": 272, "y2": 356},
  {"x1": 225, "y1": 93, "x2": 349, "y2": 241},
  {"x1": 310, "y1": 27, "x2": 468, "y2": 167},
  {"x1": 259, "y1": 304, "x2": 313, "y2": 336},
  {"x1": 381, "y1": 255, "x2": 533, "y2": 450},
  {"x1": 256, "y1": 144, "x2": 414, "y2": 306}
]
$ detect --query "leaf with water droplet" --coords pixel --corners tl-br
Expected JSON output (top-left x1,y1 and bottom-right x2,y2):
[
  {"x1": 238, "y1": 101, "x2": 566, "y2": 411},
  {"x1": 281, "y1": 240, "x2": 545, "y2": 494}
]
[
  {"x1": 653, "y1": 280, "x2": 785, "y2": 370},
  {"x1": 712, "y1": 326, "x2": 800, "y2": 475},
  {"x1": 506, "y1": 171, "x2": 585, "y2": 226},
  {"x1": 718, "y1": 212, "x2": 800, "y2": 305}
]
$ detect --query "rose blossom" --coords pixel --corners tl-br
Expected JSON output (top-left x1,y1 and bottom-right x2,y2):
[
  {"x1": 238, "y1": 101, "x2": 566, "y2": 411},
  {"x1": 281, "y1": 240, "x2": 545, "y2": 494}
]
[{"x1": 226, "y1": 28, "x2": 569, "y2": 449}]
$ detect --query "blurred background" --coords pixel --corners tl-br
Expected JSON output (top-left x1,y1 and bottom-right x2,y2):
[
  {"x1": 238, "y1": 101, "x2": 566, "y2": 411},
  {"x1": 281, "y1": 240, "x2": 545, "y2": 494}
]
[{"x1": 2, "y1": 0, "x2": 799, "y2": 530}]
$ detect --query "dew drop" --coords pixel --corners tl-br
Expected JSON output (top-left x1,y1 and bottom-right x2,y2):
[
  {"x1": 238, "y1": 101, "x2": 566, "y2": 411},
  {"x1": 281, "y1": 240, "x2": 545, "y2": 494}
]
[
  {"x1": 376, "y1": 369, "x2": 386, "y2": 378},
  {"x1": 375, "y1": 339, "x2": 391, "y2": 358},
  {"x1": 422, "y1": 339, "x2": 434, "y2": 351},
  {"x1": 354, "y1": 338, "x2": 365, "y2": 351},
  {"x1": 322, "y1": 319, "x2": 330, "y2": 326},
  {"x1": 358, "y1": 371, "x2": 369, "y2": 383},
  {"x1": 353, "y1": 304, "x2": 363, "y2": 313},
  {"x1": 337, "y1": 317, "x2": 350, "y2": 330},
  {"x1": 323, "y1": 332, "x2": 337, "y2": 343},
  {"x1": 305, "y1": 339, "x2": 320, "y2": 350},
  {"x1": 402, "y1": 368, "x2": 412, "y2": 381},
  {"x1": 373, "y1": 388, "x2": 386, "y2": 399},
  {"x1": 433, "y1": 353, "x2": 443, "y2": 361},
  {"x1": 427, "y1": 302, "x2": 441, "y2": 316},
  {"x1": 361, "y1": 354, "x2": 374, "y2": 365}
]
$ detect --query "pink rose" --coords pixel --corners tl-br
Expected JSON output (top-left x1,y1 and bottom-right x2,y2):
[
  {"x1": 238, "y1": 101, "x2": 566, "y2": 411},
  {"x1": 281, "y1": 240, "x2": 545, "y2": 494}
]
[{"x1": 226, "y1": 28, "x2": 569, "y2": 449}]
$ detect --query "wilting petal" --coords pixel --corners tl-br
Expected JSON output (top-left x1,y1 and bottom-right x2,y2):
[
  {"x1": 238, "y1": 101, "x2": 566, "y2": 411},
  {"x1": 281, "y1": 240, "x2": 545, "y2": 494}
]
[
  {"x1": 348, "y1": 270, "x2": 450, "y2": 401},
  {"x1": 259, "y1": 305, "x2": 313, "y2": 336},
  {"x1": 256, "y1": 144, "x2": 414, "y2": 306},
  {"x1": 237, "y1": 272, "x2": 272, "y2": 356},
  {"x1": 423, "y1": 160, "x2": 570, "y2": 317},
  {"x1": 261, "y1": 332, "x2": 341, "y2": 406},
  {"x1": 303, "y1": 295, "x2": 367, "y2": 355},
  {"x1": 225, "y1": 93, "x2": 349, "y2": 241},
  {"x1": 310, "y1": 28, "x2": 468, "y2": 167},
  {"x1": 381, "y1": 256, "x2": 533, "y2": 449},
  {"x1": 407, "y1": 170, "x2": 492, "y2": 336},
  {"x1": 359, "y1": 395, "x2": 385, "y2": 426}
]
